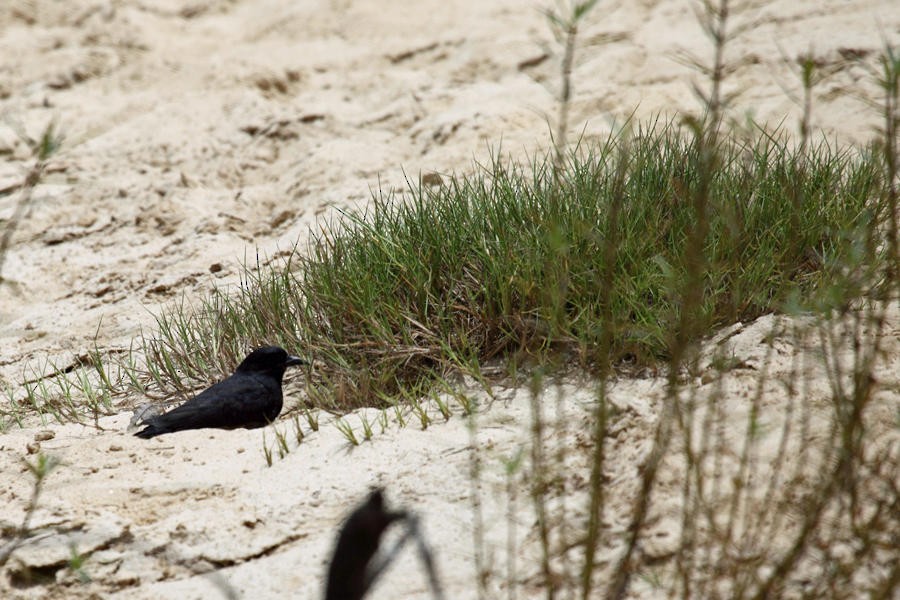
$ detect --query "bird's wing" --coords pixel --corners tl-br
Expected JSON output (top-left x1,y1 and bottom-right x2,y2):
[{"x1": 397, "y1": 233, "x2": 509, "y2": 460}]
[{"x1": 149, "y1": 374, "x2": 276, "y2": 432}]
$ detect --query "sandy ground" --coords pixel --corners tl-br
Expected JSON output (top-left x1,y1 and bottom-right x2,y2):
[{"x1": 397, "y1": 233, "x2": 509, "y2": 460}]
[{"x1": 0, "y1": 1, "x2": 898, "y2": 598}]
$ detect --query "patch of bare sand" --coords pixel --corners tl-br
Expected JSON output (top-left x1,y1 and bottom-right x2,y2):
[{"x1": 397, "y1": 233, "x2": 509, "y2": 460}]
[
  {"x1": 0, "y1": 0, "x2": 898, "y2": 598},
  {"x1": 1, "y1": 310, "x2": 897, "y2": 598}
]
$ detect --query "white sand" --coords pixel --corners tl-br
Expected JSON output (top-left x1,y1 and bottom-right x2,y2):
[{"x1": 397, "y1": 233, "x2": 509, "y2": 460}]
[{"x1": 1, "y1": 1, "x2": 898, "y2": 598}]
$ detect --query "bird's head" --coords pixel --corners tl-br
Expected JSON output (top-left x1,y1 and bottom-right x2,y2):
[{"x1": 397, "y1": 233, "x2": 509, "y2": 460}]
[{"x1": 235, "y1": 345, "x2": 305, "y2": 377}]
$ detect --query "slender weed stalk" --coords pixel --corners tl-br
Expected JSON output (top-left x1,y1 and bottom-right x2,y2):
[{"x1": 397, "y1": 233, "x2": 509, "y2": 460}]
[
  {"x1": 334, "y1": 417, "x2": 359, "y2": 446},
  {"x1": 359, "y1": 412, "x2": 374, "y2": 441},
  {"x1": 67, "y1": 544, "x2": 91, "y2": 583},
  {"x1": 544, "y1": 0, "x2": 599, "y2": 175},
  {"x1": 305, "y1": 408, "x2": 320, "y2": 432},
  {"x1": 608, "y1": 2, "x2": 739, "y2": 597},
  {"x1": 261, "y1": 429, "x2": 273, "y2": 467},
  {"x1": 0, "y1": 121, "x2": 63, "y2": 284},
  {"x1": 502, "y1": 448, "x2": 525, "y2": 600},
  {"x1": 527, "y1": 369, "x2": 554, "y2": 599},
  {"x1": 466, "y1": 400, "x2": 487, "y2": 600},
  {"x1": 274, "y1": 426, "x2": 290, "y2": 459},
  {"x1": 411, "y1": 399, "x2": 432, "y2": 430},
  {"x1": 0, "y1": 453, "x2": 59, "y2": 568},
  {"x1": 432, "y1": 391, "x2": 451, "y2": 421},
  {"x1": 390, "y1": 404, "x2": 406, "y2": 429},
  {"x1": 580, "y1": 125, "x2": 630, "y2": 600},
  {"x1": 291, "y1": 414, "x2": 305, "y2": 444}
]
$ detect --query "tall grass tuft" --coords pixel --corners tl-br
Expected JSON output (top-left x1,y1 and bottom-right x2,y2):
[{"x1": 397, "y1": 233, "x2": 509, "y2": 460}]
[{"x1": 121, "y1": 121, "x2": 885, "y2": 410}]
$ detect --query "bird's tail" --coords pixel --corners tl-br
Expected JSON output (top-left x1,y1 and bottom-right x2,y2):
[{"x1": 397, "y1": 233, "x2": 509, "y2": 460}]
[{"x1": 134, "y1": 424, "x2": 164, "y2": 439}]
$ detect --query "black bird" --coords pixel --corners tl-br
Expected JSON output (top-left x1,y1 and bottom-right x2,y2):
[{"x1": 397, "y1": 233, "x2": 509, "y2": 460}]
[
  {"x1": 134, "y1": 345, "x2": 304, "y2": 439},
  {"x1": 325, "y1": 489, "x2": 407, "y2": 600}
]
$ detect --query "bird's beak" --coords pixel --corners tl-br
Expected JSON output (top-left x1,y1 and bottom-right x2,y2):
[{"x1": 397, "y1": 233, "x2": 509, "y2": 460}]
[{"x1": 285, "y1": 355, "x2": 306, "y2": 367}]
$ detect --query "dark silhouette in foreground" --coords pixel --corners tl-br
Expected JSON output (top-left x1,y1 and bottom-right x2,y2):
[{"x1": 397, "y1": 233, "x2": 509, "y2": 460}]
[
  {"x1": 325, "y1": 489, "x2": 445, "y2": 600},
  {"x1": 134, "y1": 346, "x2": 304, "y2": 439}
]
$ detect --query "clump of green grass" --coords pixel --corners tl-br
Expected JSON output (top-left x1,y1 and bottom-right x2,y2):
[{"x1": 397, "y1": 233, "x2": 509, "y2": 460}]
[{"x1": 123, "y1": 120, "x2": 885, "y2": 410}]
